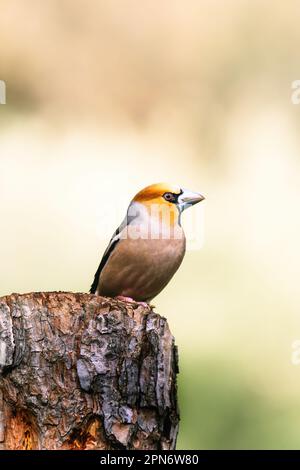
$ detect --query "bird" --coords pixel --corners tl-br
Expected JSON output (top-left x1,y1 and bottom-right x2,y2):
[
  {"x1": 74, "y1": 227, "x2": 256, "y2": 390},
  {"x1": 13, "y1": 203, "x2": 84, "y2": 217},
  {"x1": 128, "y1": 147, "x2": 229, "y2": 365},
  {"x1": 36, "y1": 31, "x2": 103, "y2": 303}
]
[{"x1": 90, "y1": 183, "x2": 205, "y2": 305}]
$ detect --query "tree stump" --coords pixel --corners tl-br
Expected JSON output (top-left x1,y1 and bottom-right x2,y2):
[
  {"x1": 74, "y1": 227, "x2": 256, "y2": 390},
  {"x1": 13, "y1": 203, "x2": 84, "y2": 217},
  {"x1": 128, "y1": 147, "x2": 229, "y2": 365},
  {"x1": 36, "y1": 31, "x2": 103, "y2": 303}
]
[{"x1": 0, "y1": 292, "x2": 179, "y2": 450}]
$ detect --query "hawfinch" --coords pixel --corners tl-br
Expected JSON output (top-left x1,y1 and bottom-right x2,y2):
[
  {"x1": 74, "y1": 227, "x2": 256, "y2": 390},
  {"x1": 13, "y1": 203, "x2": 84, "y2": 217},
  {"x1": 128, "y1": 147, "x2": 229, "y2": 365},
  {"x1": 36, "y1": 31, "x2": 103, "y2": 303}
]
[{"x1": 90, "y1": 183, "x2": 205, "y2": 304}]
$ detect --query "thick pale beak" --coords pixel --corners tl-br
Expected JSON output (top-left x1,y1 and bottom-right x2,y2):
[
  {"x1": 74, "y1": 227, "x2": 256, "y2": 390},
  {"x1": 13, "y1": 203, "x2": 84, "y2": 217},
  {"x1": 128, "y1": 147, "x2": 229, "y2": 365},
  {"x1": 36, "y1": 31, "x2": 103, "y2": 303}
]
[{"x1": 178, "y1": 189, "x2": 205, "y2": 210}]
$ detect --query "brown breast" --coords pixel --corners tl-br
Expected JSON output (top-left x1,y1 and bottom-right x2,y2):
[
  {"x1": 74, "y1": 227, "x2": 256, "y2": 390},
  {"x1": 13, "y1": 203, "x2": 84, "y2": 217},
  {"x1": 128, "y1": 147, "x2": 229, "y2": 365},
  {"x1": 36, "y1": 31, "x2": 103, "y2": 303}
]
[{"x1": 98, "y1": 231, "x2": 186, "y2": 301}]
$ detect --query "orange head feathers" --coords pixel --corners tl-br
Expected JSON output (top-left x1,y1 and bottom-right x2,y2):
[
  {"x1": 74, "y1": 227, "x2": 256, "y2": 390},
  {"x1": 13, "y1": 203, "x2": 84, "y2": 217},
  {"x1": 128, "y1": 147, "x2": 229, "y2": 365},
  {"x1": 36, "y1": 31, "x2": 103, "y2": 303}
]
[
  {"x1": 133, "y1": 182, "x2": 204, "y2": 215},
  {"x1": 130, "y1": 182, "x2": 205, "y2": 227},
  {"x1": 133, "y1": 183, "x2": 182, "y2": 204}
]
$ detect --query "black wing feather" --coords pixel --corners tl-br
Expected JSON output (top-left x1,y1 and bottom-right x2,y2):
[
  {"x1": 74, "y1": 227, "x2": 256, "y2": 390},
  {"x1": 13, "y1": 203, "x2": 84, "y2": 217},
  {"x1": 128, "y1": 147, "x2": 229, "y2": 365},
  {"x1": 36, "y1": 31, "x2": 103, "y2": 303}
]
[
  {"x1": 89, "y1": 237, "x2": 119, "y2": 294},
  {"x1": 89, "y1": 208, "x2": 138, "y2": 294}
]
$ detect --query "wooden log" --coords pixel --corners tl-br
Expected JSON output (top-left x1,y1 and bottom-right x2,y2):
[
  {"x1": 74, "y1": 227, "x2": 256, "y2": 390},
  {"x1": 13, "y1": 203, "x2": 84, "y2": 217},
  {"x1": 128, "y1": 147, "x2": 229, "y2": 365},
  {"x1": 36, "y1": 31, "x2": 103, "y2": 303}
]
[{"x1": 0, "y1": 292, "x2": 179, "y2": 450}]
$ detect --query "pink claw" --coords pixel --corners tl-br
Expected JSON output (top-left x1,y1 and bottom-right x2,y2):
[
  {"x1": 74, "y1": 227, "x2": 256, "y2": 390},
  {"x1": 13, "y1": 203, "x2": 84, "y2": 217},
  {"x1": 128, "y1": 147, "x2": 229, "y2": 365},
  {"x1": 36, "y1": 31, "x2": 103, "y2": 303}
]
[
  {"x1": 137, "y1": 301, "x2": 149, "y2": 308},
  {"x1": 115, "y1": 295, "x2": 135, "y2": 303},
  {"x1": 115, "y1": 296, "x2": 150, "y2": 308}
]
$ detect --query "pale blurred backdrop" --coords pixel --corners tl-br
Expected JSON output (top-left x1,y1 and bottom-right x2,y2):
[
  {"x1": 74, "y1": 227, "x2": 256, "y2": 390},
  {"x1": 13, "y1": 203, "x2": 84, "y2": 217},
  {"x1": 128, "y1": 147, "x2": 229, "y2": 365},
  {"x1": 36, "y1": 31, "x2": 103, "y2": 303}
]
[{"x1": 1, "y1": 0, "x2": 300, "y2": 449}]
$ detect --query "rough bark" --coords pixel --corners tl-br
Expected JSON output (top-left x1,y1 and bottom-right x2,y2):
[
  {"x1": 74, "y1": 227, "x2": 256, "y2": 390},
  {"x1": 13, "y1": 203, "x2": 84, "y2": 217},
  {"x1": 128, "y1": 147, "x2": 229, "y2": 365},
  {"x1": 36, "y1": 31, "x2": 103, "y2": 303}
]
[{"x1": 0, "y1": 292, "x2": 179, "y2": 450}]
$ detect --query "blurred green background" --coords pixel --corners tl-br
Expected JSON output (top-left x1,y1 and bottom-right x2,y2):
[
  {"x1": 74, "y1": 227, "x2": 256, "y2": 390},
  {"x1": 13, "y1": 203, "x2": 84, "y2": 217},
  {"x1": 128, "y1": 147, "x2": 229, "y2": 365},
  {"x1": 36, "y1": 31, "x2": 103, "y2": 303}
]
[{"x1": 1, "y1": 0, "x2": 300, "y2": 449}]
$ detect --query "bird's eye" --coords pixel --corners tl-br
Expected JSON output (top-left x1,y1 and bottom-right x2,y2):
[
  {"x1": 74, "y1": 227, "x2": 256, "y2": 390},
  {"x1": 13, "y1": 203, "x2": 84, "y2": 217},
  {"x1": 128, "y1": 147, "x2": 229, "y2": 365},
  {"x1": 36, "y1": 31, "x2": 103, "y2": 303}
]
[{"x1": 163, "y1": 192, "x2": 175, "y2": 202}]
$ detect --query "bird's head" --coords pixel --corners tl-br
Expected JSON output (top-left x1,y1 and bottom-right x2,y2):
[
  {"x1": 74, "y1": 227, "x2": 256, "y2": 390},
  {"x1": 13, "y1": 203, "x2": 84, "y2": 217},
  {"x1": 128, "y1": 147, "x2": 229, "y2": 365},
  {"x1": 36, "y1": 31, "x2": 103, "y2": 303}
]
[
  {"x1": 132, "y1": 182, "x2": 205, "y2": 214},
  {"x1": 128, "y1": 183, "x2": 205, "y2": 233}
]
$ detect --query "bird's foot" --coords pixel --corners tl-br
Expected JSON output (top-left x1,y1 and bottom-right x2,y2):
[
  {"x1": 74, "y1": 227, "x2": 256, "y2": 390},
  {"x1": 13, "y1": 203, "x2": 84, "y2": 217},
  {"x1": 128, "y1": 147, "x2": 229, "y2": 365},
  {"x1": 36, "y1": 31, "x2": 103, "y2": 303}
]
[
  {"x1": 115, "y1": 295, "x2": 135, "y2": 303},
  {"x1": 137, "y1": 301, "x2": 150, "y2": 308},
  {"x1": 115, "y1": 296, "x2": 150, "y2": 309}
]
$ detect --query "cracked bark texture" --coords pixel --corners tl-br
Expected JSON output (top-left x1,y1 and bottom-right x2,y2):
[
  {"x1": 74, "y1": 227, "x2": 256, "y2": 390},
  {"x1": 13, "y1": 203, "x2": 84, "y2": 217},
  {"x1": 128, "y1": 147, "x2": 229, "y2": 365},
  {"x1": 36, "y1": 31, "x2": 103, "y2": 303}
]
[{"x1": 0, "y1": 292, "x2": 179, "y2": 450}]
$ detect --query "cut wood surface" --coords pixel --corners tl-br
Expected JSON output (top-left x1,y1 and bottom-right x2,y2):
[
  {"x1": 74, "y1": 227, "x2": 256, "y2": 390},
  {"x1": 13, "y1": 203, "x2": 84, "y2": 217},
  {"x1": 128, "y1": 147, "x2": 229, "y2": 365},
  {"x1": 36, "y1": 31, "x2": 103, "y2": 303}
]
[{"x1": 0, "y1": 292, "x2": 179, "y2": 450}]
